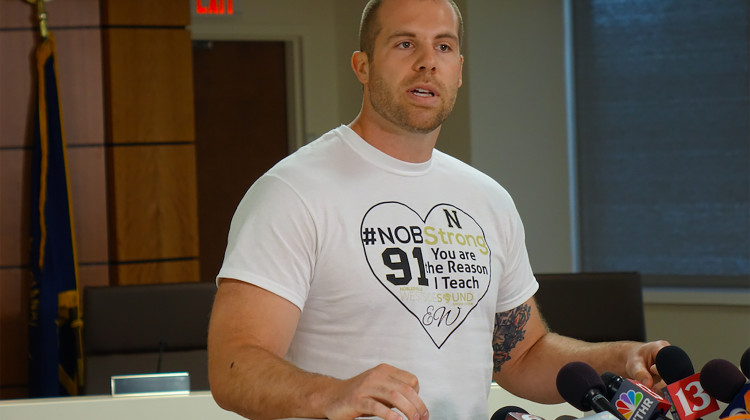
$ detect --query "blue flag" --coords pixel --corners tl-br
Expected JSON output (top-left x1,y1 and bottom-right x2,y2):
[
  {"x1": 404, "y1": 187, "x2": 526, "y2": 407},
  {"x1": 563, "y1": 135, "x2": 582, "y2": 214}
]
[{"x1": 29, "y1": 34, "x2": 84, "y2": 397}]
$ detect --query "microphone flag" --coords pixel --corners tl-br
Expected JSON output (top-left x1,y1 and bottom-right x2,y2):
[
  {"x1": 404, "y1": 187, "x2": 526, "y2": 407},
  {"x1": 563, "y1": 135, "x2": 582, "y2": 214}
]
[
  {"x1": 609, "y1": 378, "x2": 671, "y2": 420},
  {"x1": 665, "y1": 373, "x2": 720, "y2": 420},
  {"x1": 719, "y1": 383, "x2": 750, "y2": 419}
]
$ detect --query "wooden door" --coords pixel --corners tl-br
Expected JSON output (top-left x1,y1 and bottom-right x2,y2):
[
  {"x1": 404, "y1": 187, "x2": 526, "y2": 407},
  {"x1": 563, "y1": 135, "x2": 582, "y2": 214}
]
[{"x1": 193, "y1": 40, "x2": 290, "y2": 284}]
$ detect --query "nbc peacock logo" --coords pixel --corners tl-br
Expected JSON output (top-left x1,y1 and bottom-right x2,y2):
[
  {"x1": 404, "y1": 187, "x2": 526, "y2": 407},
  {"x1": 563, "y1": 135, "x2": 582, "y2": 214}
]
[{"x1": 616, "y1": 390, "x2": 644, "y2": 419}]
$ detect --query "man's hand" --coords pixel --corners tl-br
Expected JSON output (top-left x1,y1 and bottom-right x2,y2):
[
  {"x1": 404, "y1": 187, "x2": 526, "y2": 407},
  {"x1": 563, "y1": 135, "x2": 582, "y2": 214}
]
[
  {"x1": 623, "y1": 340, "x2": 671, "y2": 389},
  {"x1": 324, "y1": 364, "x2": 429, "y2": 420}
]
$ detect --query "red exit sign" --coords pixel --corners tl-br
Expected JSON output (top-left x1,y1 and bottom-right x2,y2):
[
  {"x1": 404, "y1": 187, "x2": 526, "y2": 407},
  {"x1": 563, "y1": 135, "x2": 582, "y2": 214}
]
[{"x1": 196, "y1": 0, "x2": 234, "y2": 15}]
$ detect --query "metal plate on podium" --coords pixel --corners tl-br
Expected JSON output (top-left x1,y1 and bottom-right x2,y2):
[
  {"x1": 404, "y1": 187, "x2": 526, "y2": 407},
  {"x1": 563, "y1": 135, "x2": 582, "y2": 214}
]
[{"x1": 111, "y1": 372, "x2": 190, "y2": 397}]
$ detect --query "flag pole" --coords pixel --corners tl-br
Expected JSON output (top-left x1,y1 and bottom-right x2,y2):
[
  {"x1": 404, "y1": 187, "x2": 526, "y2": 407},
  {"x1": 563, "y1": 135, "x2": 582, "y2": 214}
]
[{"x1": 24, "y1": 0, "x2": 49, "y2": 40}]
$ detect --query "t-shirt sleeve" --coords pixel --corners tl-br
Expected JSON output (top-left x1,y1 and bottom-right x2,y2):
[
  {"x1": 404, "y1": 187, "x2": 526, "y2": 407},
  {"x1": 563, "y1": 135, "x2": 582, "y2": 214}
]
[
  {"x1": 217, "y1": 174, "x2": 316, "y2": 311},
  {"x1": 494, "y1": 196, "x2": 539, "y2": 313}
]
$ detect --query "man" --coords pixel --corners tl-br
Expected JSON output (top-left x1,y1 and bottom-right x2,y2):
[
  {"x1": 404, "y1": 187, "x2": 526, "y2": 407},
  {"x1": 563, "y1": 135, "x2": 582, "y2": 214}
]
[{"x1": 207, "y1": 0, "x2": 668, "y2": 419}]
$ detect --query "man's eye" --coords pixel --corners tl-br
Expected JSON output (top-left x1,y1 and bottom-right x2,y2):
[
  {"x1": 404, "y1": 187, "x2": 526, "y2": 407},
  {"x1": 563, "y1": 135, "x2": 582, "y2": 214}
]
[
  {"x1": 398, "y1": 41, "x2": 412, "y2": 48},
  {"x1": 438, "y1": 44, "x2": 450, "y2": 52}
]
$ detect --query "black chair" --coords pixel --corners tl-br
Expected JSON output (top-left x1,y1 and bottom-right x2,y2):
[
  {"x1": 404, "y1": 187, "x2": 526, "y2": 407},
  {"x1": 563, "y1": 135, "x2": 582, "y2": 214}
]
[
  {"x1": 82, "y1": 282, "x2": 217, "y2": 395},
  {"x1": 533, "y1": 272, "x2": 646, "y2": 342}
]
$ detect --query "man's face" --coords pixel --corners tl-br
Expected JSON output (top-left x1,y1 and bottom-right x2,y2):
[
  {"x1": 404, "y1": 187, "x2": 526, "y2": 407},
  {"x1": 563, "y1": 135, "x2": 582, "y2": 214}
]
[{"x1": 365, "y1": 0, "x2": 463, "y2": 134}]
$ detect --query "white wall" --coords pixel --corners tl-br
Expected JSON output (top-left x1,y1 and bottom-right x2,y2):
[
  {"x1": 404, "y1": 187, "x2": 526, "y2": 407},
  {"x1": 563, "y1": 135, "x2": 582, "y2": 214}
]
[{"x1": 464, "y1": 0, "x2": 572, "y2": 273}]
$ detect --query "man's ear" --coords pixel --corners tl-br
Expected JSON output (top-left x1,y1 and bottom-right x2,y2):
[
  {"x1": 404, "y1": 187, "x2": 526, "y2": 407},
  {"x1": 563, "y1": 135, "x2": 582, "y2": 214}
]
[
  {"x1": 458, "y1": 54, "x2": 464, "y2": 88},
  {"x1": 351, "y1": 50, "x2": 370, "y2": 84}
]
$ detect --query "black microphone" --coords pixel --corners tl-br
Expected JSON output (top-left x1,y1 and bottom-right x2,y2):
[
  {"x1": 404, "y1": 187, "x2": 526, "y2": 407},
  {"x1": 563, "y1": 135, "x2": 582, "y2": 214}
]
[
  {"x1": 490, "y1": 405, "x2": 547, "y2": 420},
  {"x1": 600, "y1": 371, "x2": 672, "y2": 420},
  {"x1": 556, "y1": 361, "x2": 627, "y2": 420},
  {"x1": 601, "y1": 372, "x2": 623, "y2": 400},
  {"x1": 491, "y1": 406, "x2": 527, "y2": 420},
  {"x1": 700, "y1": 358, "x2": 750, "y2": 418},
  {"x1": 741, "y1": 347, "x2": 750, "y2": 379},
  {"x1": 655, "y1": 345, "x2": 694, "y2": 384},
  {"x1": 654, "y1": 345, "x2": 718, "y2": 420}
]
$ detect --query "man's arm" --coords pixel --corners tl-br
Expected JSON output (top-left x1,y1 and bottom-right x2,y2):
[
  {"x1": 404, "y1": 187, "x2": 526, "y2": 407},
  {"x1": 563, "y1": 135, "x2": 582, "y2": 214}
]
[
  {"x1": 491, "y1": 296, "x2": 669, "y2": 403},
  {"x1": 208, "y1": 278, "x2": 429, "y2": 420}
]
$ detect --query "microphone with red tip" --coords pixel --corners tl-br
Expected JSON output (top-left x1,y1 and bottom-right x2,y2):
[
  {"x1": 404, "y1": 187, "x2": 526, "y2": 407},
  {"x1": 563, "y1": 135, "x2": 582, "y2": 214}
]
[
  {"x1": 600, "y1": 372, "x2": 672, "y2": 420},
  {"x1": 490, "y1": 406, "x2": 546, "y2": 420},
  {"x1": 556, "y1": 361, "x2": 628, "y2": 420},
  {"x1": 700, "y1": 358, "x2": 750, "y2": 419},
  {"x1": 655, "y1": 345, "x2": 719, "y2": 420}
]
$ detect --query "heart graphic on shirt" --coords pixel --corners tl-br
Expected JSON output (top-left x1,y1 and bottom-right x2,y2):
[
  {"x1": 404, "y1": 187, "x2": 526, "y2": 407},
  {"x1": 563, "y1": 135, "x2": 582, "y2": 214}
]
[{"x1": 360, "y1": 202, "x2": 491, "y2": 348}]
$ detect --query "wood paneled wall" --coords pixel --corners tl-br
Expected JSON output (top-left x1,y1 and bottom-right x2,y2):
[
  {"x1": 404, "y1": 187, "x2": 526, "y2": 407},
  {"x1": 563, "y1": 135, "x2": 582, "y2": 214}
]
[
  {"x1": 0, "y1": 0, "x2": 197, "y2": 399},
  {"x1": 102, "y1": 1, "x2": 199, "y2": 285}
]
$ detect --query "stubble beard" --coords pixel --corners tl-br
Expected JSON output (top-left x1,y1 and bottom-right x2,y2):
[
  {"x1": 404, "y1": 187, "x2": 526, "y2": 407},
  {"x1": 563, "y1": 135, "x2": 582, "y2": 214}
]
[{"x1": 368, "y1": 72, "x2": 457, "y2": 134}]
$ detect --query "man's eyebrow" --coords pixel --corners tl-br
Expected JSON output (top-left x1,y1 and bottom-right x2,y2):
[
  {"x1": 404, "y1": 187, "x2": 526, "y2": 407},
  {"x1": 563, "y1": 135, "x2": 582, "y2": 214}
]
[
  {"x1": 387, "y1": 31, "x2": 417, "y2": 41},
  {"x1": 387, "y1": 31, "x2": 459, "y2": 43},
  {"x1": 435, "y1": 33, "x2": 459, "y2": 43}
]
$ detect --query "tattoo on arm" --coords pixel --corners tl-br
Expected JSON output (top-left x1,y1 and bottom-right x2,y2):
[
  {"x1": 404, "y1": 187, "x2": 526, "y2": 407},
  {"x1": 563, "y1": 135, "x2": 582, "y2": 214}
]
[{"x1": 492, "y1": 304, "x2": 531, "y2": 374}]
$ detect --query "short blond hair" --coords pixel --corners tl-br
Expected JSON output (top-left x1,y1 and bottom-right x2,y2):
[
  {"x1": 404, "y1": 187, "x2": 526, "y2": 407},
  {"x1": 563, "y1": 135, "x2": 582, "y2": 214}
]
[{"x1": 358, "y1": 0, "x2": 464, "y2": 61}]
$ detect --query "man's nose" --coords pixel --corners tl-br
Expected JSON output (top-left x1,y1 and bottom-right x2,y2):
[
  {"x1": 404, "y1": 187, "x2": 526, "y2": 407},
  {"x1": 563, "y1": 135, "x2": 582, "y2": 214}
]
[{"x1": 413, "y1": 46, "x2": 437, "y2": 72}]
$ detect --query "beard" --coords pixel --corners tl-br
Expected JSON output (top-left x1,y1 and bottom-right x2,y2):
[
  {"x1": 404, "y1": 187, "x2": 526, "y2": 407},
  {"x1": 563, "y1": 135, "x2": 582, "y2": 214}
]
[{"x1": 367, "y1": 71, "x2": 458, "y2": 134}]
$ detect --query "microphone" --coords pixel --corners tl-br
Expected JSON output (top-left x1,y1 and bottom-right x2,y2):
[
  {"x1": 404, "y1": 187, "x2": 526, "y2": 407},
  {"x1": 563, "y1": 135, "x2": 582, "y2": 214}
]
[
  {"x1": 602, "y1": 372, "x2": 624, "y2": 400},
  {"x1": 556, "y1": 361, "x2": 627, "y2": 420},
  {"x1": 600, "y1": 371, "x2": 672, "y2": 420},
  {"x1": 156, "y1": 338, "x2": 168, "y2": 373},
  {"x1": 700, "y1": 358, "x2": 750, "y2": 418},
  {"x1": 741, "y1": 347, "x2": 750, "y2": 379},
  {"x1": 491, "y1": 406, "x2": 527, "y2": 420},
  {"x1": 490, "y1": 406, "x2": 546, "y2": 420},
  {"x1": 655, "y1": 345, "x2": 719, "y2": 420},
  {"x1": 655, "y1": 345, "x2": 695, "y2": 384}
]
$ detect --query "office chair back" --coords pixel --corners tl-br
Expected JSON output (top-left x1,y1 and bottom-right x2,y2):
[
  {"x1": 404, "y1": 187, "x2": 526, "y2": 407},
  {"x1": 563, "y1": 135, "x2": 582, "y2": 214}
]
[
  {"x1": 82, "y1": 282, "x2": 216, "y2": 394},
  {"x1": 533, "y1": 272, "x2": 646, "y2": 342}
]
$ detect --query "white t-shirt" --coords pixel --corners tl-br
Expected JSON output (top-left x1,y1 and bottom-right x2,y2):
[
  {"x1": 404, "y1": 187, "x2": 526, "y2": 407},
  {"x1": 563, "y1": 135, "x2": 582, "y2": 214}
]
[{"x1": 218, "y1": 125, "x2": 538, "y2": 420}]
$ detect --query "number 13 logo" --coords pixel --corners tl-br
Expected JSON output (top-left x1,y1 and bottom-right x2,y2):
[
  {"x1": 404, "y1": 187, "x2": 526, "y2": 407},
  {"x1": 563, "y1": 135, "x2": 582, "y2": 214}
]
[{"x1": 667, "y1": 374, "x2": 719, "y2": 420}]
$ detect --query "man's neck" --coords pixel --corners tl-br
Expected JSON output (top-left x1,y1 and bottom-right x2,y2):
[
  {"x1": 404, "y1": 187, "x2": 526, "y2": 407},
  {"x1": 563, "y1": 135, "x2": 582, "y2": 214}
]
[{"x1": 348, "y1": 113, "x2": 441, "y2": 164}]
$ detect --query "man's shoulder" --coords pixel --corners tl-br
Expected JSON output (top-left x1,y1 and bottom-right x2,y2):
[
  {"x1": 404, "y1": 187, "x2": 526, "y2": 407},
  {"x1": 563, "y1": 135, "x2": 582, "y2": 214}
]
[
  {"x1": 433, "y1": 150, "x2": 505, "y2": 188},
  {"x1": 269, "y1": 127, "x2": 347, "y2": 170}
]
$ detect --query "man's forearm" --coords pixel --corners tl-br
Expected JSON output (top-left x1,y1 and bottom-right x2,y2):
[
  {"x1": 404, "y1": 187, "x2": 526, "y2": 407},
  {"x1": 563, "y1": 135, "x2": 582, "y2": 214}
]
[
  {"x1": 210, "y1": 344, "x2": 337, "y2": 420},
  {"x1": 495, "y1": 333, "x2": 669, "y2": 403},
  {"x1": 494, "y1": 332, "x2": 643, "y2": 404}
]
